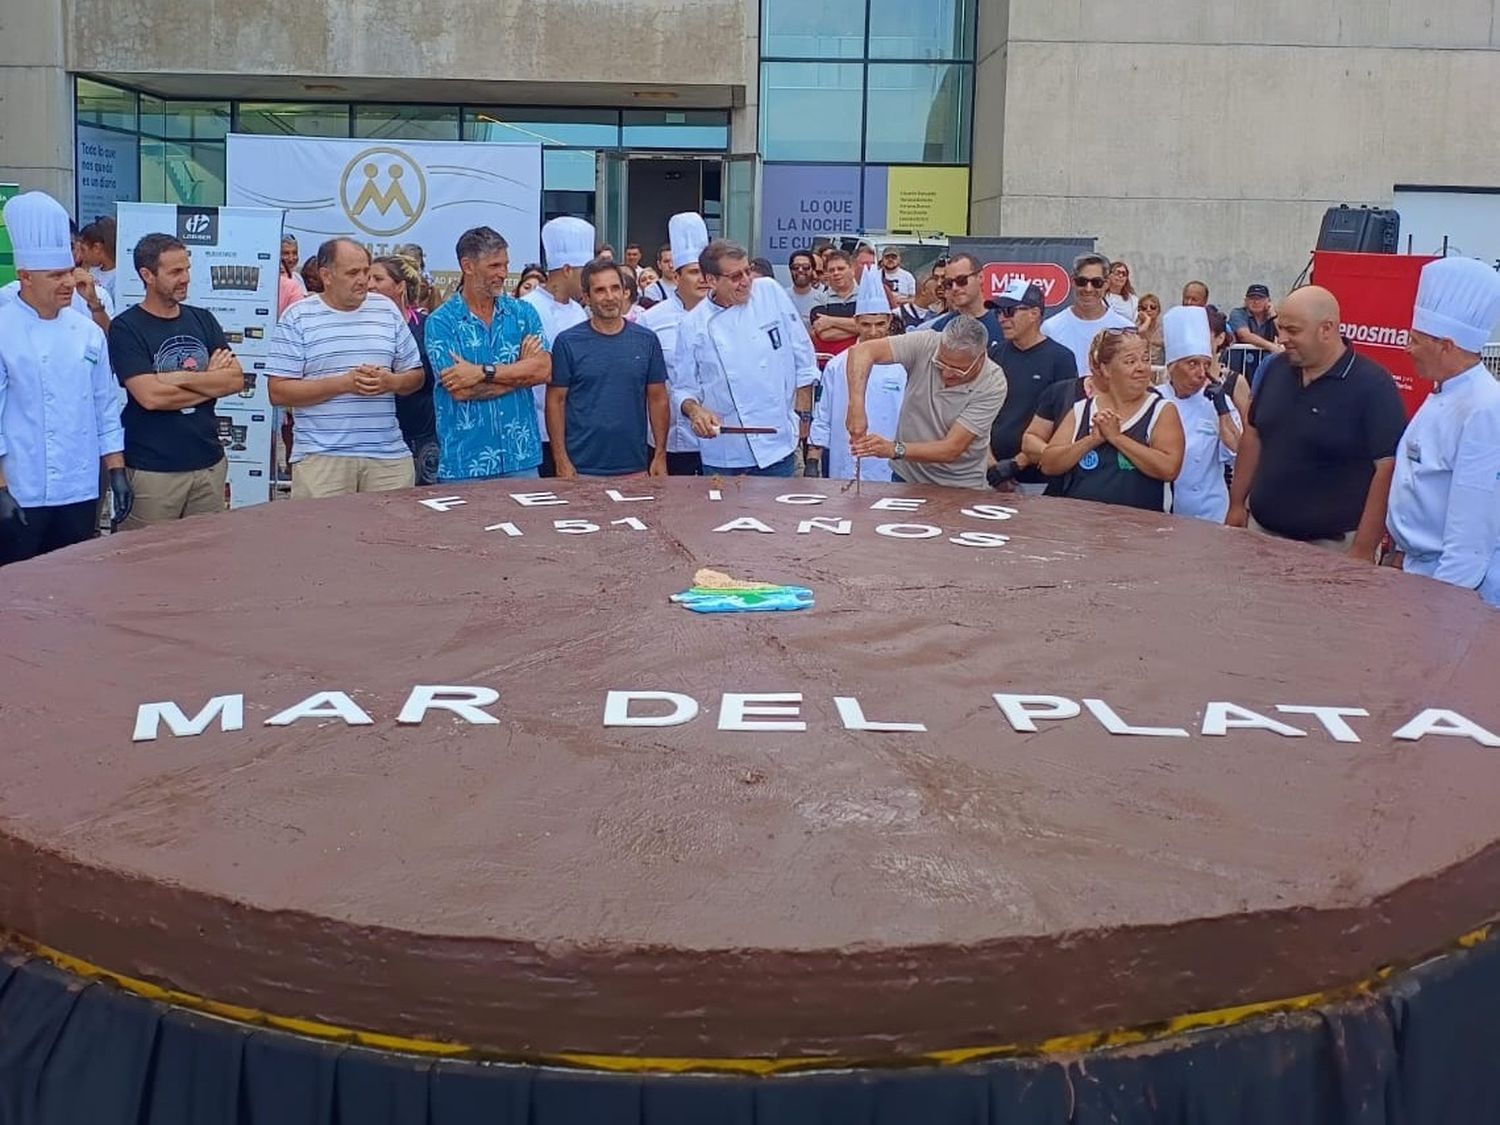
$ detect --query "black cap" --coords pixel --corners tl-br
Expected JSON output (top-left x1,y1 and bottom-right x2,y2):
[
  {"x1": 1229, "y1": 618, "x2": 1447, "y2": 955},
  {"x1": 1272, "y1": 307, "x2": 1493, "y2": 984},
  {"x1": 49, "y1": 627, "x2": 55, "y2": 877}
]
[
  {"x1": 986, "y1": 280, "x2": 1046, "y2": 312},
  {"x1": 1245, "y1": 284, "x2": 1270, "y2": 299}
]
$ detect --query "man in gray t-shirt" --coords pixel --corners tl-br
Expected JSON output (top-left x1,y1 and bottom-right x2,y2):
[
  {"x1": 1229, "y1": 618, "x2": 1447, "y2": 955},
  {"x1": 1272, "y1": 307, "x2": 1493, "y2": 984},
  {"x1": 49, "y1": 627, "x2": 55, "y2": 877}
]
[{"x1": 843, "y1": 315, "x2": 1007, "y2": 490}]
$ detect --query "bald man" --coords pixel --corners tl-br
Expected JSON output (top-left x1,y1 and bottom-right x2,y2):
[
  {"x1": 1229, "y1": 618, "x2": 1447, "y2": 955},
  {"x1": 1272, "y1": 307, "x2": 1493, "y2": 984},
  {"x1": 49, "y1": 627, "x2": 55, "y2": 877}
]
[{"x1": 1227, "y1": 286, "x2": 1407, "y2": 560}]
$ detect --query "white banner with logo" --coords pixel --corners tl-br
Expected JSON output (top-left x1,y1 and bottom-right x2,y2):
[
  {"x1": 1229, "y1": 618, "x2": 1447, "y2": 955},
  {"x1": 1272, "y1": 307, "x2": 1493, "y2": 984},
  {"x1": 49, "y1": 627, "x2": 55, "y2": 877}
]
[
  {"x1": 224, "y1": 135, "x2": 542, "y2": 288},
  {"x1": 115, "y1": 202, "x2": 284, "y2": 508}
]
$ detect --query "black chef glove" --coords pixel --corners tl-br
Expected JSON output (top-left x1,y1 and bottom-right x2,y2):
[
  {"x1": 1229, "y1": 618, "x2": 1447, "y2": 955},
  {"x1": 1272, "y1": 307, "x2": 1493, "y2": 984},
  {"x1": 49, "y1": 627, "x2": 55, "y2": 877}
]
[
  {"x1": 0, "y1": 485, "x2": 26, "y2": 528},
  {"x1": 986, "y1": 458, "x2": 1019, "y2": 489},
  {"x1": 1206, "y1": 381, "x2": 1231, "y2": 416},
  {"x1": 108, "y1": 468, "x2": 133, "y2": 530}
]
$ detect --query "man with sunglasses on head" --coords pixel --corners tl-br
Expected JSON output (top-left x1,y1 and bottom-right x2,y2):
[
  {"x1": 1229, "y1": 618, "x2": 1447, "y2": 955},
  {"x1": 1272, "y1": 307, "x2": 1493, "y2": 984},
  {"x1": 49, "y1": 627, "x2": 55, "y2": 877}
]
[
  {"x1": 984, "y1": 280, "x2": 1077, "y2": 493},
  {"x1": 843, "y1": 315, "x2": 1007, "y2": 490},
  {"x1": 1042, "y1": 252, "x2": 1135, "y2": 376}
]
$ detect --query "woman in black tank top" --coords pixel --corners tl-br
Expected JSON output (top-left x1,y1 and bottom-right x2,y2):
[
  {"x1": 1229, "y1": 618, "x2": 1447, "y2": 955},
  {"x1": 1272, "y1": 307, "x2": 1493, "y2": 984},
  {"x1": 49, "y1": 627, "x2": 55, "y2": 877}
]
[{"x1": 1039, "y1": 327, "x2": 1185, "y2": 512}]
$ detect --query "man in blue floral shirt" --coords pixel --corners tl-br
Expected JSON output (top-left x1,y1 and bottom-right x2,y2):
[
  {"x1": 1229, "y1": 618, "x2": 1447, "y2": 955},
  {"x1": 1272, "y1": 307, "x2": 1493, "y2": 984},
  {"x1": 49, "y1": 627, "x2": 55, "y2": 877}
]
[{"x1": 423, "y1": 227, "x2": 551, "y2": 481}]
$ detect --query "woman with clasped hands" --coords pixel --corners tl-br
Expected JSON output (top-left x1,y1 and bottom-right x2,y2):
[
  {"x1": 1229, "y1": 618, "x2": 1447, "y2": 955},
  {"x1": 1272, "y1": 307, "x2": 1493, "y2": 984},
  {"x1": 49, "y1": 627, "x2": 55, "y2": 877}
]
[{"x1": 1039, "y1": 327, "x2": 1184, "y2": 511}]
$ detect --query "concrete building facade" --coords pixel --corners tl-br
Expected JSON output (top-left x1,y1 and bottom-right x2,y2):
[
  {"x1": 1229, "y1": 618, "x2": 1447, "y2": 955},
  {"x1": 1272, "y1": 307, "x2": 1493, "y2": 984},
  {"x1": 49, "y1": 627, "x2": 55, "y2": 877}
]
[{"x1": 2, "y1": 0, "x2": 1497, "y2": 299}]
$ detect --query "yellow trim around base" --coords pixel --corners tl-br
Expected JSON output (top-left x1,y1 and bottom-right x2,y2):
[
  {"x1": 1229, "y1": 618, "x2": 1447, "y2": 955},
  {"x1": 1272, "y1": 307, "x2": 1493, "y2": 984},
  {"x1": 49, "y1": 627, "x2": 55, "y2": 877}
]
[{"x1": 2, "y1": 923, "x2": 1491, "y2": 1077}]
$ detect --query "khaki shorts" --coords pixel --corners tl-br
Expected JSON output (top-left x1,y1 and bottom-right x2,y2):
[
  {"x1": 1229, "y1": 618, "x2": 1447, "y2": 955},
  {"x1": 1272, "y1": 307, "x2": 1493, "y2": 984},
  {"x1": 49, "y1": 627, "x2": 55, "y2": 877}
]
[
  {"x1": 291, "y1": 453, "x2": 415, "y2": 499},
  {"x1": 1248, "y1": 513, "x2": 1355, "y2": 553},
  {"x1": 123, "y1": 460, "x2": 228, "y2": 530}
]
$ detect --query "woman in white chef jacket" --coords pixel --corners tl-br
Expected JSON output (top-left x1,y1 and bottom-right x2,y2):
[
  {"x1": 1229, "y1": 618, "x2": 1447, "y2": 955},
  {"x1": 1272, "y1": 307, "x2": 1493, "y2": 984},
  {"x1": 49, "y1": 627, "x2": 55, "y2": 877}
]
[
  {"x1": 1159, "y1": 305, "x2": 1240, "y2": 523},
  {"x1": 810, "y1": 268, "x2": 907, "y2": 481},
  {"x1": 672, "y1": 240, "x2": 820, "y2": 477}
]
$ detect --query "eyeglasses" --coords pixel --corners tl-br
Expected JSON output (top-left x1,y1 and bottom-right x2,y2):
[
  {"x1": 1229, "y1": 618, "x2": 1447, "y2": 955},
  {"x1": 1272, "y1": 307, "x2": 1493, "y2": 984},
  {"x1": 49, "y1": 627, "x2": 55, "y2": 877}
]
[
  {"x1": 717, "y1": 268, "x2": 752, "y2": 284},
  {"x1": 942, "y1": 272, "x2": 977, "y2": 289},
  {"x1": 1073, "y1": 275, "x2": 1108, "y2": 289},
  {"x1": 934, "y1": 352, "x2": 982, "y2": 378}
]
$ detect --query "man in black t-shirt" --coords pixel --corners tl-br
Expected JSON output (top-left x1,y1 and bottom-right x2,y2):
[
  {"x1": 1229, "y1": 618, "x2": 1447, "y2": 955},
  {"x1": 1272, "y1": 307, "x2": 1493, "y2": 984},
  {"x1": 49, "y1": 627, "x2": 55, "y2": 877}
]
[
  {"x1": 983, "y1": 281, "x2": 1077, "y2": 492},
  {"x1": 107, "y1": 233, "x2": 244, "y2": 528}
]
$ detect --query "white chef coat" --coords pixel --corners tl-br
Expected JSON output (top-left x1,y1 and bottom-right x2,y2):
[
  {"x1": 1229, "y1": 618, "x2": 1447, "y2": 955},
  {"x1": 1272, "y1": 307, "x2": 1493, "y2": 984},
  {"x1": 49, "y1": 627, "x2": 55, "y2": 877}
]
[
  {"x1": 638, "y1": 290, "x2": 700, "y2": 454},
  {"x1": 0, "y1": 299, "x2": 123, "y2": 508},
  {"x1": 0, "y1": 279, "x2": 115, "y2": 321},
  {"x1": 1387, "y1": 363, "x2": 1500, "y2": 607},
  {"x1": 671, "y1": 278, "x2": 819, "y2": 469},
  {"x1": 521, "y1": 287, "x2": 588, "y2": 443},
  {"x1": 809, "y1": 352, "x2": 906, "y2": 482},
  {"x1": 1164, "y1": 381, "x2": 1237, "y2": 523}
]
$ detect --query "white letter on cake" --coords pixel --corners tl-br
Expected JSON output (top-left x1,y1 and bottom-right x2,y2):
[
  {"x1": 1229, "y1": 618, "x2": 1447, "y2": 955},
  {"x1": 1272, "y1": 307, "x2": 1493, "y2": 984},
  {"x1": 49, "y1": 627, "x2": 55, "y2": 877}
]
[
  {"x1": 1084, "y1": 699, "x2": 1189, "y2": 738},
  {"x1": 950, "y1": 531, "x2": 1009, "y2": 548},
  {"x1": 1392, "y1": 709, "x2": 1500, "y2": 748},
  {"x1": 960, "y1": 504, "x2": 1018, "y2": 522},
  {"x1": 605, "y1": 488, "x2": 653, "y2": 503},
  {"x1": 876, "y1": 523, "x2": 942, "y2": 539},
  {"x1": 133, "y1": 694, "x2": 245, "y2": 742},
  {"x1": 511, "y1": 492, "x2": 568, "y2": 507},
  {"x1": 712, "y1": 517, "x2": 776, "y2": 534},
  {"x1": 775, "y1": 493, "x2": 827, "y2": 505},
  {"x1": 993, "y1": 694, "x2": 1081, "y2": 733},
  {"x1": 398, "y1": 686, "x2": 501, "y2": 726},
  {"x1": 835, "y1": 696, "x2": 927, "y2": 732},
  {"x1": 797, "y1": 517, "x2": 852, "y2": 535},
  {"x1": 1276, "y1": 705, "x2": 1369, "y2": 744},
  {"x1": 719, "y1": 693, "x2": 806, "y2": 732},
  {"x1": 1201, "y1": 702, "x2": 1306, "y2": 738},
  {"x1": 418, "y1": 496, "x2": 466, "y2": 512},
  {"x1": 603, "y1": 691, "x2": 700, "y2": 727},
  {"x1": 264, "y1": 691, "x2": 375, "y2": 728},
  {"x1": 870, "y1": 497, "x2": 926, "y2": 512}
]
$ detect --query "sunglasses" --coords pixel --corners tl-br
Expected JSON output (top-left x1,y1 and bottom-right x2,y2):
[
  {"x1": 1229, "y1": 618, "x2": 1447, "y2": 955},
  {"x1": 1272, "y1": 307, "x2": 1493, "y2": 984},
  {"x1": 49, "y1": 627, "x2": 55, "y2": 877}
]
[
  {"x1": 995, "y1": 304, "x2": 1037, "y2": 318},
  {"x1": 1073, "y1": 276, "x2": 1108, "y2": 289},
  {"x1": 1100, "y1": 326, "x2": 1140, "y2": 338},
  {"x1": 717, "y1": 268, "x2": 753, "y2": 284},
  {"x1": 943, "y1": 272, "x2": 977, "y2": 289}
]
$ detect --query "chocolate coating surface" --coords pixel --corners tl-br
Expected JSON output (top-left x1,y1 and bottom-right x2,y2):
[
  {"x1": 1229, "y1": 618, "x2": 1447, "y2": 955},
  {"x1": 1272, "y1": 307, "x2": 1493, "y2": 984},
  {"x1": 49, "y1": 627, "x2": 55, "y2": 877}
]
[{"x1": 3, "y1": 478, "x2": 1500, "y2": 1061}]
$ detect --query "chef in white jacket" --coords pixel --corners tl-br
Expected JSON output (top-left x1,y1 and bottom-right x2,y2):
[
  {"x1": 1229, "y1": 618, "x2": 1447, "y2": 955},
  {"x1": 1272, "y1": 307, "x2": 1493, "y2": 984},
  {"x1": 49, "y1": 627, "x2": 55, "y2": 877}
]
[
  {"x1": 810, "y1": 266, "x2": 907, "y2": 481},
  {"x1": 639, "y1": 212, "x2": 710, "y2": 475},
  {"x1": 1160, "y1": 304, "x2": 1240, "y2": 522},
  {"x1": 672, "y1": 239, "x2": 819, "y2": 477},
  {"x1": 0, "y1": 191, "x2": 130, "y2": 566},
  {"x1": 522, "y1": 216, "x2": 592, "y2": 475},
  {"x1": 1387, "y1": 255, "x2": 1500, "y2": 607}
]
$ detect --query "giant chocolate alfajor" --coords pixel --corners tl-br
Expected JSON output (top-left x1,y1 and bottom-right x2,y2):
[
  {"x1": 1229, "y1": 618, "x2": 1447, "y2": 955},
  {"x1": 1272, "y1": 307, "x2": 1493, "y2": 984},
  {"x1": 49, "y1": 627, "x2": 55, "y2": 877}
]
[{"x1": 2, "y1": 478, "x2": 1499, "y2": 1062}]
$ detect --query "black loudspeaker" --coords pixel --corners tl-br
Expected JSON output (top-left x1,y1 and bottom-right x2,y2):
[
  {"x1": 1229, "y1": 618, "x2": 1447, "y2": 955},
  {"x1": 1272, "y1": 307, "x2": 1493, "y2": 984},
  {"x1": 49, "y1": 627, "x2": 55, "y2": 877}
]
[{"x1": 1317, "y1": 205, "x2": 1401, "y2": 254}]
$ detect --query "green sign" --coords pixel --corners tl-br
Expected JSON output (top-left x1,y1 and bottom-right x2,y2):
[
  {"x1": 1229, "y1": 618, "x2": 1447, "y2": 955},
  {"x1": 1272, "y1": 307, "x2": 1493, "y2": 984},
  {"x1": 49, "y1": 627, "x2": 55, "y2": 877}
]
[{"x1": 0, "y1": 184, "x2": 17, "y2": 287}]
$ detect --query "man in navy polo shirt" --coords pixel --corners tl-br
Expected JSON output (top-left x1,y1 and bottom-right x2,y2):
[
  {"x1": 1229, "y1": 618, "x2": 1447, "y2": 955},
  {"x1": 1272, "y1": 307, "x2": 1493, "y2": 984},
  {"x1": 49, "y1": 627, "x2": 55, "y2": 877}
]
[
  {"x1": 1226, "y1": 285, "x2": 1406, "y2": 561},
  {"x1": 984, "y1": 280, "x2": 1076, "y2": 493}
]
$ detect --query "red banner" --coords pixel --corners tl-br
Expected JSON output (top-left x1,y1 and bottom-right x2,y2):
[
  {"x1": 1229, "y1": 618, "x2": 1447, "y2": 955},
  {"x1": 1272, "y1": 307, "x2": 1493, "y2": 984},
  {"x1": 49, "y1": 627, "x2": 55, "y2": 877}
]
[
  {"x1": 981, "y1": 262, "x2": 1072, "y2": 309},
  {"x1": 1311, "y1": 251, "x2": 1436, "y2": 418}
]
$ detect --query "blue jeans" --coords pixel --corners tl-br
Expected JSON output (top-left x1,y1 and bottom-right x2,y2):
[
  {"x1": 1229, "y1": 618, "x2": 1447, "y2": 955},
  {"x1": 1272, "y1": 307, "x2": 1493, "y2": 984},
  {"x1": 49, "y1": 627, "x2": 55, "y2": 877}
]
[{"x1": 701, "y1": 453, "x2": 797, "y2": 478}]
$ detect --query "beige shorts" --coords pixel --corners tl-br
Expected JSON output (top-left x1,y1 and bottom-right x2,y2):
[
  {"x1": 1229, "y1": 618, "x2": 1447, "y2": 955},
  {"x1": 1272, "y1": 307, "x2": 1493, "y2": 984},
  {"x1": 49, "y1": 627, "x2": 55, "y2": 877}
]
[
  {"x1": 1248, "y1": 513, "x2": 1355, "y2": 553},
  {"x1": 291, "y1": 453, "x2": 415, "y2": 500},
  {"x1": 123, "y1": 460, "x2": 228, "y2": 529}
]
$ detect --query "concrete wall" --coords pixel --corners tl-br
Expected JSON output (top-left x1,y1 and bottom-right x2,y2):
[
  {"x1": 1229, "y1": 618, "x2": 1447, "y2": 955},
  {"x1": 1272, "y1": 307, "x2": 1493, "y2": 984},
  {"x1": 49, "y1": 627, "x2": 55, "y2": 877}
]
[
  {"x1": 973, "y1": 0, "x2": 1500, "y2": 304},
  {"x1": 68, "y1": 0, "x2": 750, "y2": 91},
  {"x1": 0, "y1": 2, "x2": 73, "y2": 205}
]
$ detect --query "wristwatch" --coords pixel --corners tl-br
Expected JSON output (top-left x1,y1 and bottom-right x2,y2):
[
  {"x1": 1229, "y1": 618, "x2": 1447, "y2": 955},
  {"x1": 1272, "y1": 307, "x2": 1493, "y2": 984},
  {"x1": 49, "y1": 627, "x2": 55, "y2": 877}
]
[
  {"x1": 481, "y1": 363, "x2": 496, "y2": 384},
  {"x1": 892, "y1": 440, "x2": 907, "y2": 460}
]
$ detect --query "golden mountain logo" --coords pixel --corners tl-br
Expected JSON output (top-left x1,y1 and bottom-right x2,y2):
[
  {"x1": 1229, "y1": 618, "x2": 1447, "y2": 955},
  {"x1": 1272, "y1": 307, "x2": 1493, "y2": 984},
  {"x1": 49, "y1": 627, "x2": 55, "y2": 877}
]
[{"x1": 339, "y1": 147, "x2": 427, "y2": 237}]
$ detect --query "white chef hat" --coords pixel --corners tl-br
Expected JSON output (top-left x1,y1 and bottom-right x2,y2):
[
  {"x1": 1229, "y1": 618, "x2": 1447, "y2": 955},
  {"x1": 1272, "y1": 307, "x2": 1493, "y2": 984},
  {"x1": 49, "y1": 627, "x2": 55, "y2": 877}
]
[
  {"x1": 855, "y1": 260, "x2": 891, "y2": 316},
  {"x1": 668, "y1": 212, "x2": 708, "y2": 273},
  {"x1": 541, "y1": 216, "x2": 596, "y2": 271},
  {"x1": 1162, "y1": 305, "x2": 1212, "y2": 365},
  {"x1": 1412, "y1": 256, "x2": 1500, "y2": 353},
  {"x1": 3, "y1": 191, "x2": 74, "y2": 271}
]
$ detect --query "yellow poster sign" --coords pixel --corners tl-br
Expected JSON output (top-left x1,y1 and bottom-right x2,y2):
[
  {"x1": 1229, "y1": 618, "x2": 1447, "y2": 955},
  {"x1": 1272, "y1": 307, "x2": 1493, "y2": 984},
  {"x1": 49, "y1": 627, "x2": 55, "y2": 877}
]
[{"x1": 884, "y1": 167, "x2": 969, "y2": 235}]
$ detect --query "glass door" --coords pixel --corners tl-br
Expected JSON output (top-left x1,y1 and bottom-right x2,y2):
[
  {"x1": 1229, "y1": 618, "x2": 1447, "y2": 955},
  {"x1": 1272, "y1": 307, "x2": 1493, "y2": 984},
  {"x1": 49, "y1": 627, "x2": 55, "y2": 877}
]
[
  {"x1": 595, "y1": 151, "x2": 629, "y2": 252},
  {"x1": 723, "y1": 154, "x2": 758, "y2": 248}
]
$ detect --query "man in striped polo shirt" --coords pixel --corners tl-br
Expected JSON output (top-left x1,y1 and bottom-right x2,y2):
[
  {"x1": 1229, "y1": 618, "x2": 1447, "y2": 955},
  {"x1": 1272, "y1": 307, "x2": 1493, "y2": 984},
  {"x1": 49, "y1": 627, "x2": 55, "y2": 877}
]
[{"x1": 268, "y1": 238, "x2": 425, "y2": 499}]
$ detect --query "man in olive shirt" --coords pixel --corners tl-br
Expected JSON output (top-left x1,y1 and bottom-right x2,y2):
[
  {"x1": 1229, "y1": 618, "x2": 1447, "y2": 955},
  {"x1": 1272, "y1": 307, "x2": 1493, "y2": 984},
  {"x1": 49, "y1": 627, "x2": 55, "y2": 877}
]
[{"x1": 843, "y1": 315, "x2": 1008, "y2": 489}]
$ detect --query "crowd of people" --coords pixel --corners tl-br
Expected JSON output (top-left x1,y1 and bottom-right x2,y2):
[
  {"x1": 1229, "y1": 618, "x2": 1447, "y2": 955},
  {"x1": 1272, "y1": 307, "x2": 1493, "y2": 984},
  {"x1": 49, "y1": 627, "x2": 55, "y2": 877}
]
[{"x1": 1, "y1": 187, "x2": 1497, "y2": 608}]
